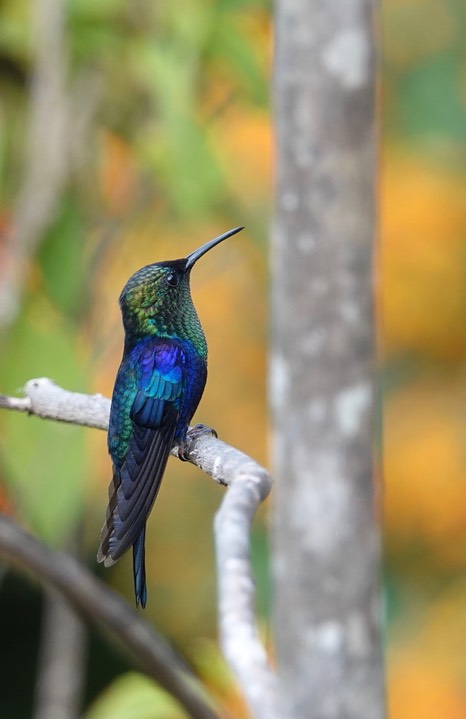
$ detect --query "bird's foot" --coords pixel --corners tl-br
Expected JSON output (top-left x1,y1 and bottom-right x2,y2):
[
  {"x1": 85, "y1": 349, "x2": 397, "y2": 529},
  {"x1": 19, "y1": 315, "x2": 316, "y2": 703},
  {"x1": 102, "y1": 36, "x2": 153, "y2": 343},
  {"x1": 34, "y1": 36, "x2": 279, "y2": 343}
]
[{"x1": 178, "y1": 423, "x2": 218, "y2": 461}]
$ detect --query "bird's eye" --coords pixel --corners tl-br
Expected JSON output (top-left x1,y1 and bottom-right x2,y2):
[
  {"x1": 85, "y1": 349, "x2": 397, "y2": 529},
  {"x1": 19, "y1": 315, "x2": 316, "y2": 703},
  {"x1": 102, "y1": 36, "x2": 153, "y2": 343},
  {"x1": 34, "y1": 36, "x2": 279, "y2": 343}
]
[{"x1": 166, "y1": 272, "x2": 179, "y2": 287}]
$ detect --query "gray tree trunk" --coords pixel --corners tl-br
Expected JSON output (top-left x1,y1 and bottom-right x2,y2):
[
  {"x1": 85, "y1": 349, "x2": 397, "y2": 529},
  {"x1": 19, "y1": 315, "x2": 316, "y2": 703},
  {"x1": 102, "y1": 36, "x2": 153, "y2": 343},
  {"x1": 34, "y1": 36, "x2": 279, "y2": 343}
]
[{"x1": 271, "y1": 2, "x2": 384, "y2": 718}]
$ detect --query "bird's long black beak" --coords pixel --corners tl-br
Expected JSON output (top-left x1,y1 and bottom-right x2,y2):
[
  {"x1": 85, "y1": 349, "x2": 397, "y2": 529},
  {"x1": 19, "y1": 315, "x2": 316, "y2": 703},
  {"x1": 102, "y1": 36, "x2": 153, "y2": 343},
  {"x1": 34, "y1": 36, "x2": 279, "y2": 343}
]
[{"x1": 184, "y1": 226, "x2": 244, "y2": 271}]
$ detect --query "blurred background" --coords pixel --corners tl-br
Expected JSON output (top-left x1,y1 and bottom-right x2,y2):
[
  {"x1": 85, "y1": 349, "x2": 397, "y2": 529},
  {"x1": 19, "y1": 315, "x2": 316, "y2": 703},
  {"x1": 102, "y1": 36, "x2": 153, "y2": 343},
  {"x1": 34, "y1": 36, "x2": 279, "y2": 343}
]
[{"x1": 0, "y1": 0, "x2": 464, "y2": 717}]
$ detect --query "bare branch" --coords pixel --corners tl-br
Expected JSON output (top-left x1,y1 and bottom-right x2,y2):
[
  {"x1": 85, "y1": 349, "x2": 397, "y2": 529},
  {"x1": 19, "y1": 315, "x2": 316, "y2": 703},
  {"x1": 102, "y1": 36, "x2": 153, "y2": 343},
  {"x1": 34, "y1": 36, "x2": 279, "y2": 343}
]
[
  {"x1": 0, "y1": 378, "x2": 111, "y2": 429},
  {"x1": 177, "y1": 428, "x2": 279, "y2": 719},
  {"x1": 0, "y1": 516, "x2": 219, "y2": 719},
  {"x1": 0, "y1": 378, "x2": 278, "y2": 719},
  {"x1": 215, "y1": 468, "x2": 278, "y2": 719}
]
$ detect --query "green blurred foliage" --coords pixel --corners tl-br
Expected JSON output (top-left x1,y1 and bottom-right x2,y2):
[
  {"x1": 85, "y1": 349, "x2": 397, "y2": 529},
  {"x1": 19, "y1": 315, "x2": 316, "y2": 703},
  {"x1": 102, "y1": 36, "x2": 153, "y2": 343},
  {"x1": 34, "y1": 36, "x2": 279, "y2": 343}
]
[
  {"x1": 0, "y1": 285, "x2": 87, "y2": 545},
  {"x1": 84, "y1": 672, "x2": 183, "y2": 719},
  {"x1": 384, "y1": 0, "x2": 466, "y2": 142},
  {"x1": 38, "y1": 197, "x2": 89, "y2": 320}
]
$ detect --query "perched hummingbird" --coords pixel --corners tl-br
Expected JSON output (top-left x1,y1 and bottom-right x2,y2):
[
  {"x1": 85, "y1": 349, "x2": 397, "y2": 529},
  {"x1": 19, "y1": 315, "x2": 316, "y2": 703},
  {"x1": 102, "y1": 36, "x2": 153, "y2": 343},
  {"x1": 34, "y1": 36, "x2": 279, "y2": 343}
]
[{"x1": 97, "y1": 227, "x2": 244, "y2": 608}]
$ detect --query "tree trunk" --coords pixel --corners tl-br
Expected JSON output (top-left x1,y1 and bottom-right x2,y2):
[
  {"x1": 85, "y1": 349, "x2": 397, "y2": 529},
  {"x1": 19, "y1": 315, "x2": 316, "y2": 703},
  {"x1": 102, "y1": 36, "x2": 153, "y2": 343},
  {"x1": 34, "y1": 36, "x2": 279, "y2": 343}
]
[{"x1": 271, "y1": 2, "x2": 384, "y2": 718}]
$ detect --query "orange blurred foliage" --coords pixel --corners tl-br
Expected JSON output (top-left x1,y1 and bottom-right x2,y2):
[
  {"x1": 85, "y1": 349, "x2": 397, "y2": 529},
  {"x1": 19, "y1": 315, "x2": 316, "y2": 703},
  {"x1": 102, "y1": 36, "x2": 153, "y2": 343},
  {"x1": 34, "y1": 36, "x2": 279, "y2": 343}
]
[
  {"x1": 381, "y1": 152, "x2": 466, "y2": 360},
  {"x1": 99, "y1": 131, "x2": 139, "y2": 215},
  {"x1": 388, "y1": 646, "x2": 466, "y2": 719},
  {"x1": 389, "y1": 580, "x2": 466, "y2": 718},
  {"x1": 383, "y1": 143, "x2": 466, "y2": 712},
  {"x1": 0, "y1": 480, "x2": 14, "y2": 515},
  {"x1": 212, "y1": 108, "x2": 272, "y2": 207},
  {"x1": 384, "y1": 375, "x2": 466, "y2": 563}
]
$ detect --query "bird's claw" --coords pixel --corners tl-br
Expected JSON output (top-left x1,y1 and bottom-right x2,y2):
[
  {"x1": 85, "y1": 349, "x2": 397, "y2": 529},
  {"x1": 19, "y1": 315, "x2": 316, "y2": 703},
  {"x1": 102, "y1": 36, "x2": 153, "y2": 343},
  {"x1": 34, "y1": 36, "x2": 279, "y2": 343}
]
[{"x1": 177, "y1": 423, "x2": 218, "y2": 461}]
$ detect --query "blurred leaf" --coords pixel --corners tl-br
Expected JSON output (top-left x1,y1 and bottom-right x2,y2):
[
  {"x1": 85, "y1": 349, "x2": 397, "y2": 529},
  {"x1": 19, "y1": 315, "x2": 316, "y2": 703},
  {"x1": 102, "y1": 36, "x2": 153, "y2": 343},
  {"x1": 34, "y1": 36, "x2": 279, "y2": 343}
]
[
  {"x1": 188, "y1": 638, "x2": 247, "y2": 717},
  {"x1": 2, "y1": 414, "x2": 86, "y2": 545},
  {"x1": 131, "y1": 41, "x2": 225, "y2": 218},
  {"x1": 388, "y1": 644, "x2": 466, "y2": 719},
  {"x1": 211, "y1": 108, "x2": 271, "y2": 214},
  {"x1": 38, "y1": 196, "x2": 87, "y2": 319},
  {"x1": 383, "y1": 0, "x2": 455, "y2": 70},
  {"x1": 382, "y1": 154, "x2": 466, "y2": 359},
  {"x1": 0, "y1": 296, "x2": 87, "y2": 544},
  {"x1": 384, "y1": 374, "x2": 466, "y2": 567},
  {"x1": 70, "y1": 0, "x2": 126, "y2": 16},
  {"x1": 397, "y1": 51, "x2": 466, "y2": 140},
  {"x1": 68, "y1": 0, "x2": 128, "y2": 61},
  {"x1": 0, "y1": 0, "x2": 32, "y2": 60},
  {"x1": 387, "y1": 581, "x2": 466, "y2": 719},
  {"x1": 210, "y1": 16, "x2": 268, "y2": 107},
  {"x1": 84, "y1": 672, "x2": 184, "y2": 719}
]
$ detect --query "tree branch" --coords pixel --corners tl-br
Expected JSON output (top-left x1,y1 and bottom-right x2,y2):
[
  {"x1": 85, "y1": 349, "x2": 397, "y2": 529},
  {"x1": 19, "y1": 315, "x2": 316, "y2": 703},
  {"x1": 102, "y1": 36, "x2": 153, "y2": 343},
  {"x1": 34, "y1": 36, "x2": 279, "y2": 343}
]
[
  {"x1": 0, "y1": 378, "x2": 111, "y2": 429},
  {"x1": 34, "y1": 587, "x2": 87, "y2": 719},
  {"x1": 176, "y1": 428, "x2": 279, "y2": 719},
  {"x1": 215, "y1": 464, "x2": 279, "y2": 719},
  {"x1": 0, "y1": 515, "x2": 218, "y2": 719},
  {"x1": 0, "y1": 378, "x2": 278, "y2": 719}
]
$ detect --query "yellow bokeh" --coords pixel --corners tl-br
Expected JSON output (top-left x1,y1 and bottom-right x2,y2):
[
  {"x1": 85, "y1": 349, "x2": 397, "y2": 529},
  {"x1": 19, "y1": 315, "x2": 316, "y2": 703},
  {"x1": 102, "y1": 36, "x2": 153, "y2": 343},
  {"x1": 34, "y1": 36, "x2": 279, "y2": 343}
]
[
  {"x1": 381, "y1": 152, "x2": 466, "y2": 359},
  {"x1": 388, "y1": 647, "x2": 466, "y2": 719},
  {"x1": 389, "y1": 581, "x2": 466, "y2": 718},
  {"x1": 384, "y1": 375, "x2": 466, "y2": 557}
]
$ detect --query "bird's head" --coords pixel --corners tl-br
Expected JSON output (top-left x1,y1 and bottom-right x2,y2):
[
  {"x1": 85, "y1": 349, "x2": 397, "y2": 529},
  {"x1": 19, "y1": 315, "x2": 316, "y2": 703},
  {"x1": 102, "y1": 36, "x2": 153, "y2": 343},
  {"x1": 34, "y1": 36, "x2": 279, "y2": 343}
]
[{"x1": 119, "y1": 227, "x2": 244, "y2": 341}]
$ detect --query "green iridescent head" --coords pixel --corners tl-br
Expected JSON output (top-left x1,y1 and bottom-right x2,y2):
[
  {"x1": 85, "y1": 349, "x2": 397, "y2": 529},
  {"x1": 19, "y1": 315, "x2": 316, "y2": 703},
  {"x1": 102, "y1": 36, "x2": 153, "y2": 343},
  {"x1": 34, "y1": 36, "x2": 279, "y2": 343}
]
[{"x1": 120, "y1": 227, "x2": 244, "y2": 341}]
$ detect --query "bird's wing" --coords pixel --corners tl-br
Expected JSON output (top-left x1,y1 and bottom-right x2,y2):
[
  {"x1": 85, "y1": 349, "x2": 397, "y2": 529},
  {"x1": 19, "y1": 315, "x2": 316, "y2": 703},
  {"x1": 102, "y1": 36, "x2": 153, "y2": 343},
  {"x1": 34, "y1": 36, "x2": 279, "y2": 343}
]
[{"x1": 98, "y1": 339, "x2": 185, "y2": 566}]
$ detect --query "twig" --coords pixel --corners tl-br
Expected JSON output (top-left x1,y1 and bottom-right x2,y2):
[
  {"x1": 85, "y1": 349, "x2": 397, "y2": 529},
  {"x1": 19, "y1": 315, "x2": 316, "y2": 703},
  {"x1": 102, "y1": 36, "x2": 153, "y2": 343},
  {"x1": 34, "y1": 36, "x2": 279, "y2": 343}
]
[
  {"x1": 0, "y1": 516, "x2": 219, "y2": 719},
  {"x1": 0, "y1": 378, "x2": 278, "y2": 719}
]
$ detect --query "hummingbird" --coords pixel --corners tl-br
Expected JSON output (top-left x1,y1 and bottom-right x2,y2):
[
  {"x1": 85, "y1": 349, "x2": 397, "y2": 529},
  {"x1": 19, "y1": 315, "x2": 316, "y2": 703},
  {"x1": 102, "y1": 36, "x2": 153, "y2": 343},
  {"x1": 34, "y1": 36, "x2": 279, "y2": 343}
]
[{"x1": 97, "y1": 226, "x2": 244, "y2": 608}]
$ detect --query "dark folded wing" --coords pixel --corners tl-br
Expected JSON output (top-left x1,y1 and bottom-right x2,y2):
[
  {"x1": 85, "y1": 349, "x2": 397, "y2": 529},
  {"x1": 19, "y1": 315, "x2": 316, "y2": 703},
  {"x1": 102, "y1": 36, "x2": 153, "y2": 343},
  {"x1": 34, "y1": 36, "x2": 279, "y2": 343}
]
[{"x1": 98, "y1": 340, "x2": 184, "y2": 566}]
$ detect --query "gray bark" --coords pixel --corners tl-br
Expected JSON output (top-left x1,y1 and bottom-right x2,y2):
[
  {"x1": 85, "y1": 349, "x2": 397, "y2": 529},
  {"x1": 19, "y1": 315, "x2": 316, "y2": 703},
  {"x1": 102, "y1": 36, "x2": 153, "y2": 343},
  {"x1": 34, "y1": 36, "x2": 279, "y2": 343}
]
[{"x1": 271, "y1": 2, "x2": 384, "y2": 718}]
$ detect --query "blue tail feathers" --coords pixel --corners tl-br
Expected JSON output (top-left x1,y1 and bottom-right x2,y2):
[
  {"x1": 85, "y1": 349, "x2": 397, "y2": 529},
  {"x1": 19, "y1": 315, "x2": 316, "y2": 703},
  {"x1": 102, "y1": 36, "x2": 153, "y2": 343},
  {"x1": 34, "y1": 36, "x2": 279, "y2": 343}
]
[{"x1": 133, "y1": 526, "x2": 147, "y2": 608}]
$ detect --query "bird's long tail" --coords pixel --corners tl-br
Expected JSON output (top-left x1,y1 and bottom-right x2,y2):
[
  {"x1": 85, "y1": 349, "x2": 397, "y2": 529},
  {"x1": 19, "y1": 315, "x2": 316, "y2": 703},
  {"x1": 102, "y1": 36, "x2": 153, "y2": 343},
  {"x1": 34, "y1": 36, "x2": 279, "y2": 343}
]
[{"x1": 133, "y1": 526, "x2": 147, "y2": 609}]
